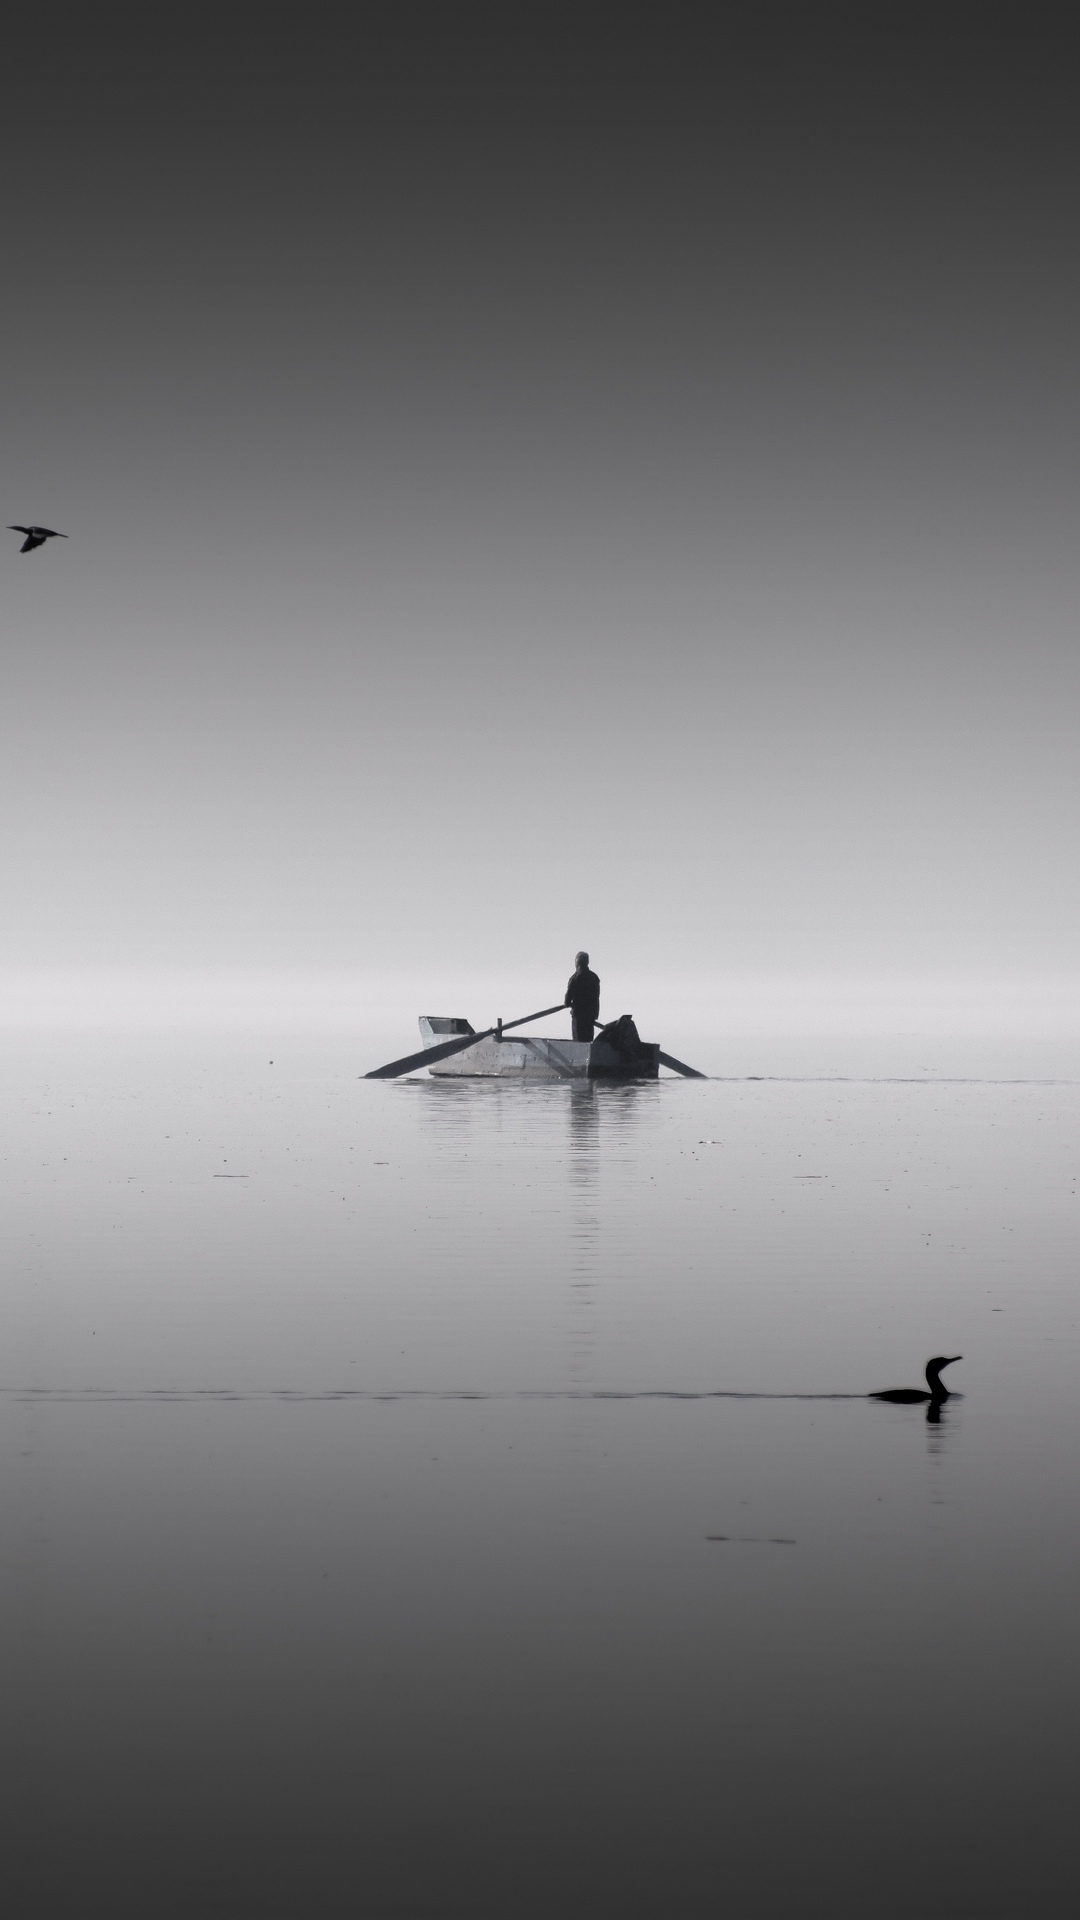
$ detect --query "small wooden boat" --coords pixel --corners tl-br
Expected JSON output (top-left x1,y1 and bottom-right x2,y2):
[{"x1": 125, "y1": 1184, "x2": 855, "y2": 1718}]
[
  {"x1": 417, "y1": 1016, "x2": 659, "y2": 1080},
  {"x1": 364, "y1": 1003, "x2": 703, "y2": 1080}
]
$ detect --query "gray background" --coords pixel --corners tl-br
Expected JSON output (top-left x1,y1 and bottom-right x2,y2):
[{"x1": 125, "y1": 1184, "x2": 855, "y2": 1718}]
[{"x1": 2, "y1": 4, "x2": 1077, "y2": 1016}]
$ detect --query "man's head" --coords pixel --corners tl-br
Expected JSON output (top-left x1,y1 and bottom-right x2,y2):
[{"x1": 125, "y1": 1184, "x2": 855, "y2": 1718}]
[{"x1": 575, "y1": 951, "x2": 589, "y2": 969}]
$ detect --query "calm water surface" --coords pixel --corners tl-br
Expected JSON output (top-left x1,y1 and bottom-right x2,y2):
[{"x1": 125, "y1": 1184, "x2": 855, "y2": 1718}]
[{"x1": 3, "y1": 1033, "x2": 1079, "y2": 1916}]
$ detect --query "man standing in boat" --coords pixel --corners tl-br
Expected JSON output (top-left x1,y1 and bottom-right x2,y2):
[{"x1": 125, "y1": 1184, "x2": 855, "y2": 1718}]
[{"x1": 565, "y1": 951, "x2": 601, "y2": 1042}]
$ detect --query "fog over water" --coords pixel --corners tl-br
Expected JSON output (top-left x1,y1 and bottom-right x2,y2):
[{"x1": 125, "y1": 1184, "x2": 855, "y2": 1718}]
[{"x1": 3, "y1": 7, "x2": 1079, "y2": 986}]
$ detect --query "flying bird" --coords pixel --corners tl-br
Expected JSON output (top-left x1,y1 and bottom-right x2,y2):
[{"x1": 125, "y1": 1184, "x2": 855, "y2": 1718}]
[
  {"x1": 9, "y1": 525, "x2": 68, "y2": 553},
  {"x1": 870, "y1": 1355, "x2": 962, "y2": 1404}
]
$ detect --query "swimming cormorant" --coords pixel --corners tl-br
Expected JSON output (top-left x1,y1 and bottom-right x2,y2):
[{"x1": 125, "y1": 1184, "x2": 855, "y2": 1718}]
[
  {"x1": 870, "y1": 1355, "x2": 962, "y2": 1403},
  {"x1": 8, "y1": 525, "x2": 67, "y2": 553}
]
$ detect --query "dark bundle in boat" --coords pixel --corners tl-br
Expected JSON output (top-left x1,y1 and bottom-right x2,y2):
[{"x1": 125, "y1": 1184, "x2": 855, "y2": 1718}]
[{"x1": 594, "y1": 1014, "x2": 654, "y2": 1075}]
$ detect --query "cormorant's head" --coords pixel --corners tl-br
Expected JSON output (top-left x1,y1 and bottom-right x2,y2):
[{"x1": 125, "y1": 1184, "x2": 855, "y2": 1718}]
[{"x1": 925, "y1": 1355, "x2": 962, "y2": 1384}]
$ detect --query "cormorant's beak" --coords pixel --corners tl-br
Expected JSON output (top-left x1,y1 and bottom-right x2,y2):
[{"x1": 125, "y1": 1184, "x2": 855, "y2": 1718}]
[{"x1": 944, "y1": 1355, "x2": 962, "y2": 1367}]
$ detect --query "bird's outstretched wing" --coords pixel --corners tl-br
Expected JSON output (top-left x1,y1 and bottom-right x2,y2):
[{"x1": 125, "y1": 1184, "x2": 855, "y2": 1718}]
[{"x1": 8, "y1": 525, "x2": 65, "y2": 551}]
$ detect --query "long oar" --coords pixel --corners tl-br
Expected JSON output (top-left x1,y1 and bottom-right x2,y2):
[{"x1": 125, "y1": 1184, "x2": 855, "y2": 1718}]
[
  {"x1": 657, "y1": 1050, "x2": 706, "y2": 1079},
  {"x1": 364, "y1": 1003, "x2": 566, "y2": 1080}
]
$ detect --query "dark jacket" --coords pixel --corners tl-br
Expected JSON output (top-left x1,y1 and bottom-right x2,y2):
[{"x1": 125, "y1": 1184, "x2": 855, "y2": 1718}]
[{"x1": 565, "y1": 967, "x2": 600, "y2": 1022}]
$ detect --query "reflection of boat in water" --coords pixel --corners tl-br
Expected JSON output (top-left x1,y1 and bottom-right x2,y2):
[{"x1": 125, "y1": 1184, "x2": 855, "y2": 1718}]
[{"x1": 418, "y1": 1016, "x2": 660, "y2": 1080}]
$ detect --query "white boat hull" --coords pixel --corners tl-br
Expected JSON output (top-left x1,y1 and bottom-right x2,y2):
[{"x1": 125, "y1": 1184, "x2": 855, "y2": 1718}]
[{"x1": 418, "y1": 1018, "x2": 659, "y2": 1079}]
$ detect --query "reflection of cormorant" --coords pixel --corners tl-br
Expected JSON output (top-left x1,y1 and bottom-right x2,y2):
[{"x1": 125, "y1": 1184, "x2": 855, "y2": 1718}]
[{"x1": 870, "y1": 1356, "x2": 962, "y2": 1404}]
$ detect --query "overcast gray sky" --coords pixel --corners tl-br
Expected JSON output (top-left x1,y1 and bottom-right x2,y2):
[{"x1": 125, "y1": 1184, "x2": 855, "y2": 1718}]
[{"x1": 2, "y1": 5, "x2": 1077, "y2": 1009}]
